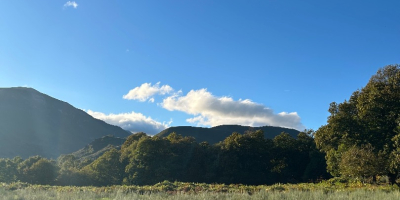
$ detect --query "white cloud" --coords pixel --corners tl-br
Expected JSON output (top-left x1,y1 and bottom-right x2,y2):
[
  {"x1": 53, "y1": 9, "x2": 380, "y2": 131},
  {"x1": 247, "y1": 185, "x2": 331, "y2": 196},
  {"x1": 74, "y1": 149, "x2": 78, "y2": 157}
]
[
  {"x1": 64, "y1": 1, "x2": 78, "y2": 9},
  {"x1": 123, "y1": 82, "x2": 173, "y2": 102},
  {"x1": 87, "y1": 110, "x2": 170, "y2": 135},
  {"x1": 161, "y1": 89, "x2": 305, "y2": 130}
]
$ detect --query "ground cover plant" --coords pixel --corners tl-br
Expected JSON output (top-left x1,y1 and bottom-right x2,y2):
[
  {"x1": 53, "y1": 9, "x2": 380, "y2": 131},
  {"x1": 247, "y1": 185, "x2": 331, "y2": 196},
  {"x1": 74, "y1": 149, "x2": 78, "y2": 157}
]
[{"x1": 1, "y1": 181, "x2": 400, "y2": 200}]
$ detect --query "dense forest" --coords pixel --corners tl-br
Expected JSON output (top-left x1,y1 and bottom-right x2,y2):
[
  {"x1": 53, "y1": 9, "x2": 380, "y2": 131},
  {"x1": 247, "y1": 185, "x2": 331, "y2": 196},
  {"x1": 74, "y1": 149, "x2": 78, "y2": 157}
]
[
  {"x1": 0, "y1": 130, "x2": 329, "y2": 186},
  {"x1": 0, "y1": 64, "x2": 399, "y2": 186}
]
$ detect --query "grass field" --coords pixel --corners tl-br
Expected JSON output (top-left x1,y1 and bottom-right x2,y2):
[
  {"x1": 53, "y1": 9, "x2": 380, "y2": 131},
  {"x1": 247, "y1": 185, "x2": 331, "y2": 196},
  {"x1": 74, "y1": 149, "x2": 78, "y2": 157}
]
[{"x1": 1, "y1": 181, "x2": 400, "y2": 200}]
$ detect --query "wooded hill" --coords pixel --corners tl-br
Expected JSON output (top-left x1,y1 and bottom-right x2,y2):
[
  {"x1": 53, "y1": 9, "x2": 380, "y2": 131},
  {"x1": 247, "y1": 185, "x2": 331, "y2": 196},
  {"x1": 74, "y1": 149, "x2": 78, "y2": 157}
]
[
  {"x1": 1, "y1": 64, "x2": 400, "y2": 187},
  {"x1": 70, "y1": 125, "x2": 300, "y2": 161},
  {"x1": 156, "y1": 125, "x2": 299, "y2": 144},
  {"x1": 0, "y1": 87, "x2": 300, "y2": 160}
]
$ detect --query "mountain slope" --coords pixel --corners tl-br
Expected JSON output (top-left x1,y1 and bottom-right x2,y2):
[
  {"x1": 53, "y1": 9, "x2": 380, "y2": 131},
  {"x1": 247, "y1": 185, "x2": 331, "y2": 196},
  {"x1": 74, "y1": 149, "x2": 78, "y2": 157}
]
[
  {"x1": 156, "y1": 125, "x2": 300, "y2": 144},
  {"x1": 0, "y1": 87, "x2": 131, "y2": 159},
  {"x1": 71, "y1": 135, "x2": 126, "y2": 161}
]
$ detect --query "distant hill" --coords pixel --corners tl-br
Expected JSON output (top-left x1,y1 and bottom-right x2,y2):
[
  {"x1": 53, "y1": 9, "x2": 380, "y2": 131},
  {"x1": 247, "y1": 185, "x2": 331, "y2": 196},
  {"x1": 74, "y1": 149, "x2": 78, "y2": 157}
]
[
  {"x1": 156, "y1": 125, "x2": 300, "y2": 144},
  {"x1": 71, "y1": 135, "x2": 126, "y2": 161},
  {"x1": 0, "y1": 87, "x2": 131, "y2": 159}
]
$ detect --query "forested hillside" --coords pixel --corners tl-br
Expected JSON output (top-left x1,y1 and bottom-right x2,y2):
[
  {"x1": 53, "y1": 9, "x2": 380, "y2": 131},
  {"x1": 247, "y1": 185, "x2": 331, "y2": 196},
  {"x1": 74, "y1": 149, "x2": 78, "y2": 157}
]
[
  {"x1": 156, "y1": 125, "x2": 299, "y2": 144},
  {"x1": 1, "y1": 64, "x2": 399, "y2": 187},
  {"x1": 0, "y1": 130, "x2": 329, "y2": 186}
]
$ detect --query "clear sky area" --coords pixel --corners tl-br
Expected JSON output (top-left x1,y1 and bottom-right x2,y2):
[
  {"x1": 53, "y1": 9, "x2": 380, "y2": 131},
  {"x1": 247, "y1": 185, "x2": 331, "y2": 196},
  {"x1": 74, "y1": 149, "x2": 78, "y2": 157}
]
[{"x1": 1, "y1": 1, "x2": 399, "y2": 134}]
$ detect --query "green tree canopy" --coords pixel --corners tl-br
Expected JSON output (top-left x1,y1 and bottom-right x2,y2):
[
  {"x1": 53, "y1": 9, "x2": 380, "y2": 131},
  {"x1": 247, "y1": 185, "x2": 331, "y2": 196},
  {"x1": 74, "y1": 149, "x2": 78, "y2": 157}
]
[
  {"x1": 81, "y1": 148, "x2": 124, "y2": 186},
  {"x1": 18, "y1": 156, "x2": 58, "y2": 185},
  {"x1": 0, "y1": 158, "x2": 19, "y2": 183},
  {"x1": 315, "y1": 64, "x2": 400, "y2": 182}
]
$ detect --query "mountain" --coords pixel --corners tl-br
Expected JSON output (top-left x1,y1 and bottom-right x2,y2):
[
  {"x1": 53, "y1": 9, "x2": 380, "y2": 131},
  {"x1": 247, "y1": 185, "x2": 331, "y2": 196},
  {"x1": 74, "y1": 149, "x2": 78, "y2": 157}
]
[
  {"x1": 0, "y1": 87, "x2": 131, "y2": 159},
  {"x1": 71, "y1": 135, "x2": 126, "y2": 161},
  {"x1": 156, "y1": 125, "x2": 300, "y2": 144}
]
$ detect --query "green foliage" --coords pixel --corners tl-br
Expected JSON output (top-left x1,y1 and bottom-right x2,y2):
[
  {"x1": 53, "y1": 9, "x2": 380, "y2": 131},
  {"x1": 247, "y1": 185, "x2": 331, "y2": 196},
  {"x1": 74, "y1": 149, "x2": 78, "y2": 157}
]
[
  {"x1": 123, "y1": 136, "x2": 172, "y2": 185},
  {"x1": 0, "y1": 158, "x2": 19, "y2": 183},
  {"x1": 217, "y1": 130, "x2": 273, "y2": 184},
  {"x1": 315, "y1": 64, "x2": 400, "y2": 182},
  {"x1": 1, "y1": 181, "x2": 400, "y2": 200},
  {"x1": 71, "y1": 135, "x2": 126, "y2": 162},
  {"x1": 271, "y1": 131, "x2": 330, "y2": 183},
  {"x1": 56, "y1": 154, "x2": 88, "y2": 186},
  {"x1": 1, "y1": 128, "x2": 327, "y2": 186},
  {"x1": 123, "y1": 134, "x2": 199, "y2": 185},
  {"x1": 156, "y1": 125, "x2": 300, "y2": 144},
  {"x1": 339, "y1": 145, "x2": 381, "y2": 179},
  {"x1": 17, "y1": 156, "x2": 58, "y2": 185},
  {"x1": 81, "y1": 148, "x2": 124, "y2": 186}
]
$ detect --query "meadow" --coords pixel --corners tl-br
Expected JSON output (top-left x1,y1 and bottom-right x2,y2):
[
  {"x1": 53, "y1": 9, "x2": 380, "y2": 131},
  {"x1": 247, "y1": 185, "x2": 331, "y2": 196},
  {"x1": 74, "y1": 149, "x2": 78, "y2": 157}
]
[{"x1": 1, "y1": 180, "x2": 400, "y2": 200}]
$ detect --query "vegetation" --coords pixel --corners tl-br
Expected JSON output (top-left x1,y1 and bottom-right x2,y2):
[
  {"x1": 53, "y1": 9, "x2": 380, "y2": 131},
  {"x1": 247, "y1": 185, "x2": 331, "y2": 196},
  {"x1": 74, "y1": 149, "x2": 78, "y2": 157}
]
[
  {"x1": 1, "y1": 181, "x2": 400, "y2": 200},
  {"x1": 1, "y1": 64, "x2": 400, "y2": 199},
  {"x1": 315, "y1": 64, "x2": 400, "y2": 183},
  {"x1": 0, "y1": 129, "x2": 329, "y2": 186},
  {"x1": 156, "y1": 125, "x2": 300, "y2": 144}
]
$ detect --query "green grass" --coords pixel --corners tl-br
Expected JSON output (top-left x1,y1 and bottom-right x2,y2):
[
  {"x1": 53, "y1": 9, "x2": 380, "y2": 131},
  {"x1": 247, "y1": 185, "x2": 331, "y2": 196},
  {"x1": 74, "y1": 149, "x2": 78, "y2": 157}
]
[{"x1": 1, "y1": 181, "x2": 400, "y2": 200}]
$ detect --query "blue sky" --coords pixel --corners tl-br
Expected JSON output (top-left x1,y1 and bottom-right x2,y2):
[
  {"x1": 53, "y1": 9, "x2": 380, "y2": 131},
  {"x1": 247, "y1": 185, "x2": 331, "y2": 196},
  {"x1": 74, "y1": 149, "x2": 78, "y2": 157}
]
[{"x1": 1, "y1": 1, "x2": 399, "y2": 134}]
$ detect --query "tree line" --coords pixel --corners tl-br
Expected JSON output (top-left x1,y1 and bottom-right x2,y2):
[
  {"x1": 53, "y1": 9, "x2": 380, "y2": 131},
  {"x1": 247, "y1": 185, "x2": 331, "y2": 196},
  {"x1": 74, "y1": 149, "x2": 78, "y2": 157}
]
[
  {"x1": 0, "y1": 130, "x2": 329, "y2": 186},
  {"x1": 1, "y1": 64, "x2": 399, "y2": 186}
]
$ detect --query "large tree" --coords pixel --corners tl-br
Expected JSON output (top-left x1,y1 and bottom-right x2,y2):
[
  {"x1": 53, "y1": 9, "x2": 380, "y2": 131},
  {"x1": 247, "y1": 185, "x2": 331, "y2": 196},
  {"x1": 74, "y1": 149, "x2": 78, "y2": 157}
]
[
  {"x1": 17, "y1": 156, "x2": 58, "y2": 185},
  {"x1": 0, "y1": 158, "x2": 19, "y2": 183},
  {"x1": 81, "y1": 148, "x2": 124, "y2": 186},
  {"x1": 315, "y1": 64, "x2": 400, "y2": 183}
]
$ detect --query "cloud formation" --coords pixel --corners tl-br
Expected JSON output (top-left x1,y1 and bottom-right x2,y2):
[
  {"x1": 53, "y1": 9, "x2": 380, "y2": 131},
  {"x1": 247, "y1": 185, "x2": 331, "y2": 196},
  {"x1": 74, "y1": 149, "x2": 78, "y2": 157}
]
[
  {"x1": 123, "y1": 82, "x2": 173, "y2": 102},
  {"x1": 64, "y1": 1, "x2": 78, "y2": 9},
  {"x1": 87, "y1": 110, "x2": 169, "y2": 135},
  {"x1": 161, "y1": 89, "x2": 305, "y2": 130},
  {"x1": 119, "y1": 82, "x2": 304, "y2": 131}
]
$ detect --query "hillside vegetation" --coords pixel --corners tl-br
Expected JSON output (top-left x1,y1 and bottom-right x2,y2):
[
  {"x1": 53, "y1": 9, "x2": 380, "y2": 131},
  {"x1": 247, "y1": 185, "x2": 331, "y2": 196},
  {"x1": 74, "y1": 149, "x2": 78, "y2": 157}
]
[
  {"x1": 0, "y1": 64, "x2": 400, "y2": 189},
  {"x1": 0, "y1": 130, "x2": 329, "y2": 186},
  {"x1": 156, "y1": 125, "x2": 299, "y2": 144}
]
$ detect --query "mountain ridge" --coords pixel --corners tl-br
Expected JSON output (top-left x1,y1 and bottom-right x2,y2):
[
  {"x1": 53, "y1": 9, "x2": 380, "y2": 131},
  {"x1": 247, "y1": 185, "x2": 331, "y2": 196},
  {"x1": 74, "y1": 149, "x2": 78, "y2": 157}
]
[
  {"x1": 156, "y1": 124, "x2": 300, "y2": 144},
  {"x1": 0, "y1": 87, "x2": 131, "y2": 159}
]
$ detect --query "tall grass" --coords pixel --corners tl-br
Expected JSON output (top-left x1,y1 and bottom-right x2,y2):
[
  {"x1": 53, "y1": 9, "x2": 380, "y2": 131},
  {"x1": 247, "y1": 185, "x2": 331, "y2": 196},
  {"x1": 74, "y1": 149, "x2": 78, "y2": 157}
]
[
  {"x1": 1, "y1": 181, "x2": 400, "y2": 200},
  {"x1": 1, "y1": 189, "x2": 400, "y2": 200}
]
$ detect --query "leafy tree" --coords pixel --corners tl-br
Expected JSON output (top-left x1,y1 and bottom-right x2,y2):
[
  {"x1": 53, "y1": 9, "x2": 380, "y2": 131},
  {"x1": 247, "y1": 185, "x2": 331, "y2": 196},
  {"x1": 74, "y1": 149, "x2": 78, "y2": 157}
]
[
  {"x1": 29, "y1": 158, "x2": 59, "y2": 185},
  {"x1": 123, "y1": 136, "x2": 172, "y2": 185},
  {"x1": 56, "y1": 154, "x2": 86, "y2": 186},
  {"x1": 165, "y1": 133, "x2": 197, "y2": 181},
  {"x1": 0, "y1": 158, "x2": 19, "y2": 183},
  {"x1": 297, "y1": 130, "x2": 331, "y2": 182},
  {"x1": 58, "y1": 154, "x2": 79, "y2": 170},
  {"x1": 339, "y1": 144, "x2": 381, "y2": 180},
  {"x1": 315, "y1": 64, "x2": 400, "y2": 183},
  {"x1": 217, "y1": 130, "x2": 273, "y2": 185},
  {"x1": 183, "y1": 141, "x2": 218, "y2": 183},
  {"x1": 271, "y1": 132, "x2": 299, "y2": 183},
  {"x1": 120, "y1": 132, "x2": 149, "y2": 167},
  {"x1": 18, "y1": 156, "x2": 58, "y2": 185},
  {"x1": 18, "y1": 156, "x2": 43, "y2": 183},
  {"x1": 81, "y1": 148, "x2": 124, "y2": 186}
]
